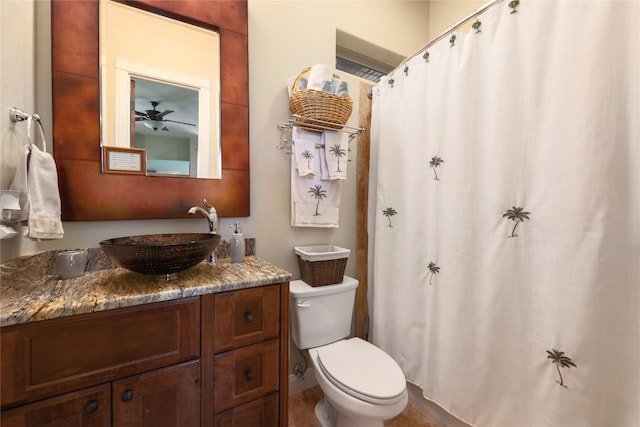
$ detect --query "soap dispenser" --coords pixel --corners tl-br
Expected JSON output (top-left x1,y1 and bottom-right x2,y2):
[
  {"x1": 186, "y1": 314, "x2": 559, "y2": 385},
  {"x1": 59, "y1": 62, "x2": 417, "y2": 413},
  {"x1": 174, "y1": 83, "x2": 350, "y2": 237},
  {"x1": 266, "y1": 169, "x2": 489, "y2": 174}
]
[{"x1": 230, "y1": 222, "x2": 245, "y2": 263}]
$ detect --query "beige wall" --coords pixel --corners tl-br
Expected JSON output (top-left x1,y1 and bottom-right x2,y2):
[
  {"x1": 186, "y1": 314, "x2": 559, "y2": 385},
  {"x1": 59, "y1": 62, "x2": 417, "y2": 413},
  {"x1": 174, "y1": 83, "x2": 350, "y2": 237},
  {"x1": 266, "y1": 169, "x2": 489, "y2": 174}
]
[
  {"x1": 0, "y1": 1, "x2": 429, "y2": 277},
  {"x1": 429, "y1": 0, "x2": 487, "y2": 39}
]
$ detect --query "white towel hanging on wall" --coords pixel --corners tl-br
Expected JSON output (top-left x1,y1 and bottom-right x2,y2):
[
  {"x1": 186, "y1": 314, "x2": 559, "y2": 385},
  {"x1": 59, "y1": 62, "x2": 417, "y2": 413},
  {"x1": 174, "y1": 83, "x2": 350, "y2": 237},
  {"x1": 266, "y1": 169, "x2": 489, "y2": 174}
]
[
  {"x1": 323, "y1": 130, "x2": 348, "y2": 180},
  {"x1": 7, "y1": 114, "x2": 64, "y2": 240},
  {"x1": 25, "y1": 143, "x2": 64, "y2": 240},
  {"x1": 292, "y1": 127, "x2": 319, "y2": 177},
  {"x1": 291, "y1": 141, "x2": 341, "y2": 228}
]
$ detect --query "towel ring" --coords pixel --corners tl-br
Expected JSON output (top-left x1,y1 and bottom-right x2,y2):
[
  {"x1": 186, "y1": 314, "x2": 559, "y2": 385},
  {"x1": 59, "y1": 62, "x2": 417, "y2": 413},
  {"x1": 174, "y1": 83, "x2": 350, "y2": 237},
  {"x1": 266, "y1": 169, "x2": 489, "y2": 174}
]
[
  {"x1": 10, "y1": 108, "x2": 47, "y2": 151},
  {"x1": 26, "y1": 115, "x2": 47, "y2": 151}
]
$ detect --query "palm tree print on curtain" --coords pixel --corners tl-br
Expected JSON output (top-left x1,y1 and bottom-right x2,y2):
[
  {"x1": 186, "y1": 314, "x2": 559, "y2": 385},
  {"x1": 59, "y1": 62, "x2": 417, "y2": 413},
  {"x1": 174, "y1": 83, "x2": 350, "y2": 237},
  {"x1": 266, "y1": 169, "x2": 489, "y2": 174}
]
[
  {"x1": 308, "y1": 185, "x2": 327, "y2": 216},
  {"x1": 329, "y1": 143, "x2": 347, "y2": 173},
  {"x1": 301, "y1": 150, "x2": 313, "y2": 169},
  {"x1": 546, "y1": 349, "x2": 577, "y2": 388},
  {"x1": 509, "y1": 0, "x2": 520, "y2": 13},
  {"x1": 429, "y1": 156, "x2": 444, "y2": 180},
  {"x1": 503, "y1": 206, "x2": 531, "y2": 237},
  {"x1": 427, "y1": 261, "x2": 440, "y2": 285},
  {"x1": 382, "y1": 207, "x2": 397, "y2": 227}
]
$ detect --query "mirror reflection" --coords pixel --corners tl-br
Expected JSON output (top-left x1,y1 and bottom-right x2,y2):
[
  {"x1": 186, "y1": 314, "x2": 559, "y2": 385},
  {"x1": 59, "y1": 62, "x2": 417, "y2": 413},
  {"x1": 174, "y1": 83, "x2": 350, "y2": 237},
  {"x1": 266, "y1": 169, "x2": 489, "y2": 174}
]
[
  {"x1": 133, "y1": 78, "x2": 199, "y2": 176},
  {"x1": 100, "y1": 0, "x2": 221, "y2": 178}
]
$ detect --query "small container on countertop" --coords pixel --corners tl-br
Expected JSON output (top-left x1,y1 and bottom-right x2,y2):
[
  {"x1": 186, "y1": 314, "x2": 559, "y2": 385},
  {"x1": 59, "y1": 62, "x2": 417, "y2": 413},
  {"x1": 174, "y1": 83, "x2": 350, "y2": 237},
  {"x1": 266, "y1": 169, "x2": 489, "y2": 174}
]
[{"x1": 230, "y1": 222, "x2": 245, "y2": 263}]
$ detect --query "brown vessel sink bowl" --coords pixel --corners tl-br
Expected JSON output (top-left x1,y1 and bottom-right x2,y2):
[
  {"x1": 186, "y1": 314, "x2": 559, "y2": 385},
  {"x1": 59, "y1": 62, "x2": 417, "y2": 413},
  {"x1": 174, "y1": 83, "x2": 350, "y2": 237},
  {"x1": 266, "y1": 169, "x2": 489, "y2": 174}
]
[{"x1": 100, "y1": 233, "x2": 221, "y2": 276}]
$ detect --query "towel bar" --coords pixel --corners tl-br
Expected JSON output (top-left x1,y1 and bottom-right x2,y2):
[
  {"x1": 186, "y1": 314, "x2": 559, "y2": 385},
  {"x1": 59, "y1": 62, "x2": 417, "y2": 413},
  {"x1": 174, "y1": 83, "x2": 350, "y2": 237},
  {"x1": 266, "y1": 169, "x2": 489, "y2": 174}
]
[{"x1": 277, "y1": 115, "x2": 362, "y2": 155}]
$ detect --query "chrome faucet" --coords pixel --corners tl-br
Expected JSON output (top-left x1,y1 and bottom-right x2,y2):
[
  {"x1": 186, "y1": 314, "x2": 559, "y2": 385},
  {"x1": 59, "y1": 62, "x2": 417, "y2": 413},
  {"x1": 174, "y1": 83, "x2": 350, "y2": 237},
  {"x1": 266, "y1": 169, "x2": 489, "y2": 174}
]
[
  {"x1": 188, "y1": 199, "x2": 218, "y2": 234},
  {"x1": 188, "y1": 199, "x2": 218, "y2": 264}
]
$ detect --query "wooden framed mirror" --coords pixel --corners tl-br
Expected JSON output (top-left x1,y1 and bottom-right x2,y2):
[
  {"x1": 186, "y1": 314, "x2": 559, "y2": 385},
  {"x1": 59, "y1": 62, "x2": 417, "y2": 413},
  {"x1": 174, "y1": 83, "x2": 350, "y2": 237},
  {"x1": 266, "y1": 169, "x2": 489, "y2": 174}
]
[{"x1": 51, "y1": 0, "x2": 249, "y2": 221}]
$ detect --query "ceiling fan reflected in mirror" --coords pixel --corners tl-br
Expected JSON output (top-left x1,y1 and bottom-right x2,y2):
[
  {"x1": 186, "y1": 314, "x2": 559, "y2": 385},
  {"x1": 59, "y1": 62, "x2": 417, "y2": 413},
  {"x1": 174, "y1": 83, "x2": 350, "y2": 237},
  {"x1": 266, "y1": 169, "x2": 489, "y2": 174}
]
[{"x1": 135, "y1": 101, "x2": 197, "y2": 132}]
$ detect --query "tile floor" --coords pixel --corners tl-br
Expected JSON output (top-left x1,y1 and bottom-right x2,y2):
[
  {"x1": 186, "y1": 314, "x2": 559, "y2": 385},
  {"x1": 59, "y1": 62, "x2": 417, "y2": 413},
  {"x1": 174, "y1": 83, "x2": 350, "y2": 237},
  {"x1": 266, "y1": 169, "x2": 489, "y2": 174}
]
[{"x1": 288, "y1": 386, "x2": 435, "y2": 427}]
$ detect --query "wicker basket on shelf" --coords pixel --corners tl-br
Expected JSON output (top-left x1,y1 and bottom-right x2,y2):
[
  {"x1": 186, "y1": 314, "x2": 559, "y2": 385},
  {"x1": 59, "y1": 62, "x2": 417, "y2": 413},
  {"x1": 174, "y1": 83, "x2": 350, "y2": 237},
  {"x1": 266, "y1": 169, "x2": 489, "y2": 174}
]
[{"x1": 289, "y1": 66, "x2": 353, "y2": 130}]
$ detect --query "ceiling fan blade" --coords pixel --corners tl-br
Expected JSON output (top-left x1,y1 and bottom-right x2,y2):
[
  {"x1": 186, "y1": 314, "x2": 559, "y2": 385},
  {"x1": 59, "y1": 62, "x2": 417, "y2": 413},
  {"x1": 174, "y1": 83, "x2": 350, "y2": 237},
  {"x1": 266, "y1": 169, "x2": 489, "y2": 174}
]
[
  {"x1": 134, "y1": 110, "x2": 147, "y2": 116},
  {"x1": 156, "y1": 110, "x2": 174, "y2": 119},
  {"x1": 135, "y1": 117, "x2": 147, "y2": 121},
  {"x1": 164, "y1": 119, "x2": 196, "y2": 126}
]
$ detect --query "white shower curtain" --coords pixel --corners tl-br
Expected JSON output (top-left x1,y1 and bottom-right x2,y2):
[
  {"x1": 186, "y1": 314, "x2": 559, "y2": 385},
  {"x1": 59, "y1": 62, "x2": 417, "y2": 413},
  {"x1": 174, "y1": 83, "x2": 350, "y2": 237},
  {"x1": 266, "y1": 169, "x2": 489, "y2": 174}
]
[{"x1": 369, "y1": 1, "x2": 639, "y2": 426}]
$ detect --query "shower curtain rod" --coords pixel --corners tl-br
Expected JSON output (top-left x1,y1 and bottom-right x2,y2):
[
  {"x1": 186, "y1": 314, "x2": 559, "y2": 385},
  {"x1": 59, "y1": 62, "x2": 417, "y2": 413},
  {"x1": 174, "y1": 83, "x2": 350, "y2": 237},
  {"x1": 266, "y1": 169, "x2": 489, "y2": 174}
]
[{"x1": 395, "y1": 0, "x2": 504, "y2": 72}]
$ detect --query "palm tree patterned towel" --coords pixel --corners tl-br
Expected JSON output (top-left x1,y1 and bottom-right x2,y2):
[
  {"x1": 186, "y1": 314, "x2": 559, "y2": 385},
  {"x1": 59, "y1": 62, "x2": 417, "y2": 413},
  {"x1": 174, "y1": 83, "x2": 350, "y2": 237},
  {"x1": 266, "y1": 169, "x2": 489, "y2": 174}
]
[
  {"x1": 323, "y1": 130, "x2": 348, "y2": 180},
  {"x1": 292, "y1": 127, "x2": 320, "y2": 177},
  {"x1": 290, "y1": 147, "x2": 341, "y2": 228}
]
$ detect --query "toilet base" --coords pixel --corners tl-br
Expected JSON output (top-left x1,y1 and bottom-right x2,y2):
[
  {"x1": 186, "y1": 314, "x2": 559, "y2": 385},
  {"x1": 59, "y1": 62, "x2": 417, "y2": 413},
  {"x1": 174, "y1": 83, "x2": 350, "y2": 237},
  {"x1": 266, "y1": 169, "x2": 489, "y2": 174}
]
[
  {"x1": 315, "y1": 399, "x2": 337, "y2": 427},
  {"x1": 315, "y1": 398, "x2": 385, "y2": 427}
]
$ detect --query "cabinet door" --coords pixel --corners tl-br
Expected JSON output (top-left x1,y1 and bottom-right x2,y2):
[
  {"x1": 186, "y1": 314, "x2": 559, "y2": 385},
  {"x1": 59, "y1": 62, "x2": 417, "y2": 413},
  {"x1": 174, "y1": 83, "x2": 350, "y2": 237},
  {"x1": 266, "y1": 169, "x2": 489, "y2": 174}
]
[
  {"x1": 213, "y1": 286, "x2": 280, "y2": 352},
  {"x1": 213, "y1": 393, "x2": 278, "y2": 427},
  {"x1": 0, "y1": 384, "x2": 110, "y2": 427},
  {"x1": 112, "y1": 360, "x2": 200, "y2": 427}
]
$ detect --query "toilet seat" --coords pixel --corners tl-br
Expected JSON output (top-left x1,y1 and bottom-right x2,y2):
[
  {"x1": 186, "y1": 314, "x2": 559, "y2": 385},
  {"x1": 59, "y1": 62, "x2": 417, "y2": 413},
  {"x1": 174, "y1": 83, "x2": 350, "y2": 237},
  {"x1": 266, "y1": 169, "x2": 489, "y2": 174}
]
[{"x1": 316, "y1": 337, "x2": 406, "y2": 405}]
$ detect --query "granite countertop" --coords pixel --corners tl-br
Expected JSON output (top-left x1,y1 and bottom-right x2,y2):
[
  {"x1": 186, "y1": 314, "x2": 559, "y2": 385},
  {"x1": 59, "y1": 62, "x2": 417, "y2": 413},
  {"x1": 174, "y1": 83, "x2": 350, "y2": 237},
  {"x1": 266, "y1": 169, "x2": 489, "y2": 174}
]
[{"x1": 0, "y1": 247, "x2": 291, "y2": 328}]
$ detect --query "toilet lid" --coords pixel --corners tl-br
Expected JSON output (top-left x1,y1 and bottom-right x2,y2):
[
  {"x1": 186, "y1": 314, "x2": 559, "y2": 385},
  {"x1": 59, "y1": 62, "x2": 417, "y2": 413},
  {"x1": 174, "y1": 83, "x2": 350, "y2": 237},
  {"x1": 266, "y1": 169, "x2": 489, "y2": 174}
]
[{"x1": 317, "y1": 338, "x2": 406, "y2": 404}]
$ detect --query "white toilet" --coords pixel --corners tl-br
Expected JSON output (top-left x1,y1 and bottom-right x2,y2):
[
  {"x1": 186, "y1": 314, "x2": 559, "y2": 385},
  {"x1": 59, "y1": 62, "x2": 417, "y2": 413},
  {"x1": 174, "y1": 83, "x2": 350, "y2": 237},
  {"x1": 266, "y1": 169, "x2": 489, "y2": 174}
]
[{"x1": 290, "y1": 276, "x2": 408, "y2": 427}]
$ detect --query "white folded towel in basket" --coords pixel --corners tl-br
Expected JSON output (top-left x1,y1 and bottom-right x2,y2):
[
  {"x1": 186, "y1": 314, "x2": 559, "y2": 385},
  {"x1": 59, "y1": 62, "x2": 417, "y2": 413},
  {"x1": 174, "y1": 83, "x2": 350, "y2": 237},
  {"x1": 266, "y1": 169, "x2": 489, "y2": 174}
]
[{"x1": 307, "y1": 64, "x2": 333, "y2": 91}]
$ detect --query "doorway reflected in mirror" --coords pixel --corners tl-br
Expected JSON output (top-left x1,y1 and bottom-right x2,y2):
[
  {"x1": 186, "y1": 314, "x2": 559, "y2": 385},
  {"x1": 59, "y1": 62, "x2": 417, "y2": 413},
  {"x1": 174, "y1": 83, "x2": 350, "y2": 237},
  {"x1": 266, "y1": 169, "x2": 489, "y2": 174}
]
[{"x1": 132, "y1": 78, "x2": 199, "y2": 177}]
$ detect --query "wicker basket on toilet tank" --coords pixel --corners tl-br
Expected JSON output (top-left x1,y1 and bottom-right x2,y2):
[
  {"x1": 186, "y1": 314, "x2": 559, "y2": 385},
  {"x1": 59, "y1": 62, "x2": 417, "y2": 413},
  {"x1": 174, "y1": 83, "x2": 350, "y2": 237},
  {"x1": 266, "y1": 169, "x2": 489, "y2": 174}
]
[{"x1": 294, "y1": 245, "x2": 350, "y2": 287}]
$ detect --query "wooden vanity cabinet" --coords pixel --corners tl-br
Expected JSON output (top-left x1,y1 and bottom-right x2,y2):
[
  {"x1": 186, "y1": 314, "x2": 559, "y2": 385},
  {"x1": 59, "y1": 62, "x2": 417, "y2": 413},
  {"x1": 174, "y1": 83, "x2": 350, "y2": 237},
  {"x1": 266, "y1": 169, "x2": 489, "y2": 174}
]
[{"x1": 1, "y1": 282, "x2": 290, "y2": 427}]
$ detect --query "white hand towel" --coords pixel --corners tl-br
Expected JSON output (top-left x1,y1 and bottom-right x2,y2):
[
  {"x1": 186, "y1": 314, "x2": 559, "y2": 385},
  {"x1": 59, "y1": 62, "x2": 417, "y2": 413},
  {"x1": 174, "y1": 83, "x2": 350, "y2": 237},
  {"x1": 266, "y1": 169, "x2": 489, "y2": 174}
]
[
  {"x1": 307, "y1": 64, "x2": 333, "y2": 91},
  {"x1": 323, "y1": 130, "x2": 349, "y2": 180},
  {"x1": 291, "y1": 147, "x2": 341, "y2": 228},
  {"x1": 292, "y1": 127, "x2": 321, "y2": 176},
  {"x1": 7, "y1": 145, "x2": 30, "y2": 222},
  {"x1": 25, "y1": 144, "x2": 64, "y2": 240}
]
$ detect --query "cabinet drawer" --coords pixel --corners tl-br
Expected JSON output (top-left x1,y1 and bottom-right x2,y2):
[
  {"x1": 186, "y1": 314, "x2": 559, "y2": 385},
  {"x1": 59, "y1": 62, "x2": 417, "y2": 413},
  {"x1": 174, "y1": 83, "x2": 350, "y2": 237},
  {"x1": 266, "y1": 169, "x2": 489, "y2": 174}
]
[
  {"x1": 1, "y1": 298, "x2": 200, "y2": 408},
  {"x1": 213, "y1": 339, "x2": 279, "y2": 413},
  {"x1": 0, "y1": 384, "x2": 111, "y2": 427},
  {"x1": 213, "y1": 286, "x2": 280, "y2": 352},
  {"x1": 213, "y1": 393, "x2": 278, "y2": 427}
]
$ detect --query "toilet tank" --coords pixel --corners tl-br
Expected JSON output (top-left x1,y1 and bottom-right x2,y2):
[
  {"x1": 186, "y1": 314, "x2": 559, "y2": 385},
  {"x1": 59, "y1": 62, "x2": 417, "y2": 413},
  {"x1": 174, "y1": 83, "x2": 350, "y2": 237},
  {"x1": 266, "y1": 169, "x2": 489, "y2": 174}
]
[{"x1": 290, "y1": 276, "x2": 358, "y2": 350}]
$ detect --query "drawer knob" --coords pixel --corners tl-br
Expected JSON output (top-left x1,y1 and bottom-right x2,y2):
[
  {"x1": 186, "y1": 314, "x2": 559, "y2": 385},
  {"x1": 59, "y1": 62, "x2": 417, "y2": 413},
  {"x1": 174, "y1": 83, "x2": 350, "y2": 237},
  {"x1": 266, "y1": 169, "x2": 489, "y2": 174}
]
[
  {"x1": 85, "y1": 400, "x2": 99, "y2": 415},
  {"x1": 244, "y1": 311, "x2": 255, "y2": 323},
  {"x1": 121, "y1": 389, "x2": 134, "y2": 403},
  {"x1": 244, "y1": 367, "x2": 254, "y2": 381}
]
